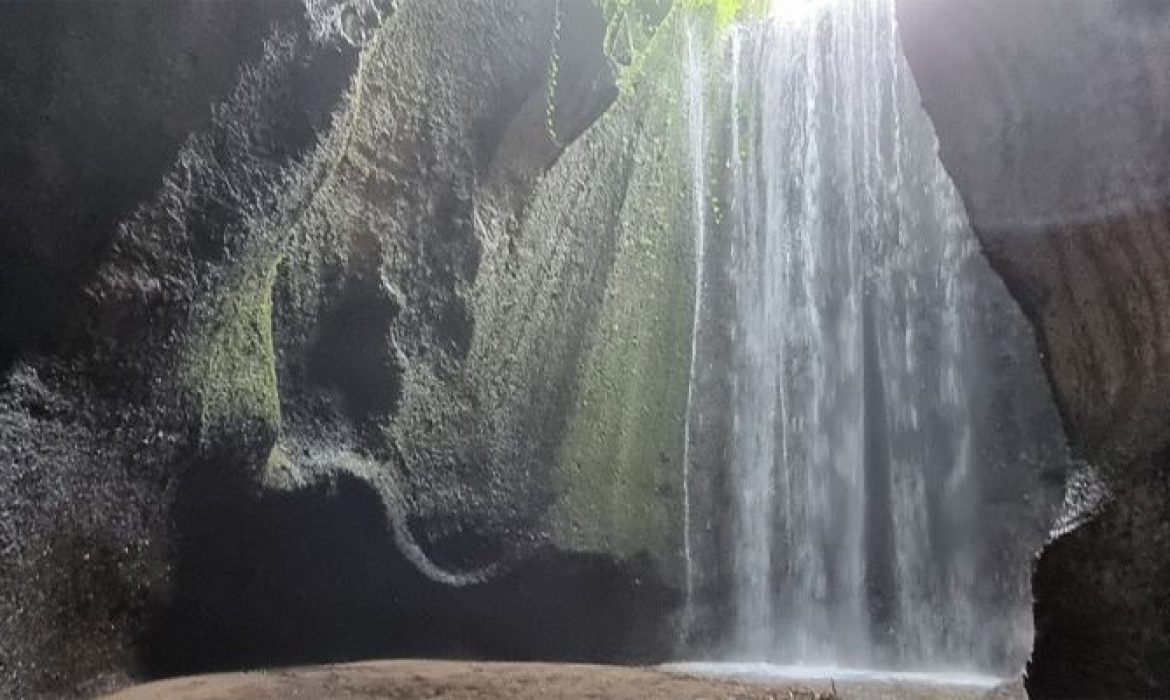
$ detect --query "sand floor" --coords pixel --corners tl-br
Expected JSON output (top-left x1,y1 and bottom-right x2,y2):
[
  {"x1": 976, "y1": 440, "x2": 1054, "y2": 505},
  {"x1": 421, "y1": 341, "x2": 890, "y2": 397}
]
[{"x1": 103, "y1": 660, "x2": 1015, "y2": 700}]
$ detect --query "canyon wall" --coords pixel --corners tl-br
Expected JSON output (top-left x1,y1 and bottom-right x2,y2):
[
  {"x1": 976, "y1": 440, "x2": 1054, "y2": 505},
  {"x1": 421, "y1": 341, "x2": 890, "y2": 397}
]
[{"x1": 0, "y1": 1, "x2": 700, "y2": 696}]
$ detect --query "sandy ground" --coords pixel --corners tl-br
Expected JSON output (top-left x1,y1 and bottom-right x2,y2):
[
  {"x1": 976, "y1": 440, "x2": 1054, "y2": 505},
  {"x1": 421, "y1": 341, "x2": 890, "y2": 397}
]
[{"x1": 103, "y1": 660, "x2": 1012, "y2": 700}]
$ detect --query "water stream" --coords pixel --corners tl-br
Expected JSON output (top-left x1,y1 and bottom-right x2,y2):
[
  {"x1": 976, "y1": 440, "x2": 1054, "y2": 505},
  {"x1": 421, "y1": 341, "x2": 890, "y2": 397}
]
[
  {"x1": 682, "y1": 23, "x2": 710, "y2": 622},
  {"x1": 681, "y1": 0, "x2": 1068, "y2": 675}
]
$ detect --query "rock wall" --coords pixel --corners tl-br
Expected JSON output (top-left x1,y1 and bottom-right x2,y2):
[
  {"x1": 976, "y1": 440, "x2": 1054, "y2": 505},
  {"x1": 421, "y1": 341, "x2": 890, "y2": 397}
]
[
  {"x1": 896, "y1": 1, "x2": 1170, "y2": 696},
  {"x1": 0, "y1": 1, "x2": 702, "y2": 696}
]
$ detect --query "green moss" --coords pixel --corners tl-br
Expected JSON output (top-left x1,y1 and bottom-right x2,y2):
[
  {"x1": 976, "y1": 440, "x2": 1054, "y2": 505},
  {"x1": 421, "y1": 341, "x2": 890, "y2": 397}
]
[
  {"x1": 172, "y1": 6, "x2": 391, "y2": 450},
  {"x1": 551, "y1": 20, "x2": 696, "y2": 565},
  {"x1": 178, "y1": 261, "x2": 282, "y2": 438}
]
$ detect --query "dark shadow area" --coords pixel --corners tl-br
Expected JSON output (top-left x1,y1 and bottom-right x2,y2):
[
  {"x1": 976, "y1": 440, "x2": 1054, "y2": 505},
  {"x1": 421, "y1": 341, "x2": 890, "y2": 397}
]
[
  {"x1": 141, "y1": 454, "x2": 677, "y2": 679},
  {"x1": 1027, "y1": 458, "x2": 1170, "y2": 699},
  {"x1": 0, "y1": 1, "x2": 307, "y2": 376},
  {"x1": 308, "y1": 276, "x2": 405, "y2": 430}
]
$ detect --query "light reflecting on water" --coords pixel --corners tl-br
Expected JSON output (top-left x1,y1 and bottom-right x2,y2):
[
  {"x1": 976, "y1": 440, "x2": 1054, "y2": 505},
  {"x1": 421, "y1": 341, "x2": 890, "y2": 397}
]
[{"x1": 664, "y1": 662, "x2": 1004, "y2": 689}]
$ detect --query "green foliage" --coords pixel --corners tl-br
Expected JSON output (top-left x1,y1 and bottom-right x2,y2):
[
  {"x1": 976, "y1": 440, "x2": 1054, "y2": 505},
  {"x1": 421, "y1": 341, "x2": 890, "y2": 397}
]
[
  {"x1": 678, "y1": 0, "x2": 771, "y2": 27},
  {"x1": 598, "y1": 0, "x2": 769, "y2": 36},
  {"x1": 594, "y1": 0, "x2": 768, "y2": 93}
]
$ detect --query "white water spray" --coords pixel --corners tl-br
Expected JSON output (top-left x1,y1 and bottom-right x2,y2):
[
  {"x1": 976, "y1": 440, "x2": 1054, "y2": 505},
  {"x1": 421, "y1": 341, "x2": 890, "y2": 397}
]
[{"x1": 674, "y1": 0, "x2": 1055, "y2": 674}]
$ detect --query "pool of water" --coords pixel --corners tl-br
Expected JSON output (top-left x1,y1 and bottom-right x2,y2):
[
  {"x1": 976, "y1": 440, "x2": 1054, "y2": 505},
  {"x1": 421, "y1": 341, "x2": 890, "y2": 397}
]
[{"x1": 662, "y1": 662, "x2": 1004, "y2": 688}]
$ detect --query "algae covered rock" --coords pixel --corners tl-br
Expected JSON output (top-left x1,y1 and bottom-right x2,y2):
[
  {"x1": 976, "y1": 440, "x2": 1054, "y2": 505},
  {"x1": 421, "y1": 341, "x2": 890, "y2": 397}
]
[{"x1": 0, "y1": 0, "x2": 704, "y2": 696}]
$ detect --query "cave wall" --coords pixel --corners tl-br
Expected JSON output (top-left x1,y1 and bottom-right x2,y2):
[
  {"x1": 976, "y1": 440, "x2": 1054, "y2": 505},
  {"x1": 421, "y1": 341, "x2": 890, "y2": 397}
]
[
  {"x1": 551, "y1": 16, "x2": 697, "y2": 570},
  {"x1": 0, "y1": 1, "x2": 702, "y2": 696},
  {"x1": 896, "y1": 1, "x2": 1170, "y2": 696}
]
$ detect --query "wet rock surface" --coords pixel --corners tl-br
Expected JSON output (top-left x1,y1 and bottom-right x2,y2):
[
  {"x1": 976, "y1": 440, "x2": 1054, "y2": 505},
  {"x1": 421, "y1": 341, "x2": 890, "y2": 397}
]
[{"x1": 0, "y1": 1, "x2": 694, "y2": 696}]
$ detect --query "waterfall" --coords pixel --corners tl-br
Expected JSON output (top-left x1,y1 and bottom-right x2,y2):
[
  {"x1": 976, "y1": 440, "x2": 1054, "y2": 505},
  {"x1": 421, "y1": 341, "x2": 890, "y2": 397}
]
[
  {"x1": 681, "y1": 0, "x2": 1068, "y2": 675},
  {"x1": 725, "y1": 0, "x2": 979, "y2": 666},
  {"x1": 681, "y1": 23, "x2": 710, "y2": 624}
]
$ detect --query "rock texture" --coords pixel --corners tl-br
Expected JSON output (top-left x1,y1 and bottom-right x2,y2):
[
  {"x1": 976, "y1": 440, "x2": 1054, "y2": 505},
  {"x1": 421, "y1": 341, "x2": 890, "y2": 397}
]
[
  {"x1": 0, "y1": 1, "x2": 701, "y2": 696},
  {"x1": 897, "y1": 1, "x2": 1170, "y2": 696}
]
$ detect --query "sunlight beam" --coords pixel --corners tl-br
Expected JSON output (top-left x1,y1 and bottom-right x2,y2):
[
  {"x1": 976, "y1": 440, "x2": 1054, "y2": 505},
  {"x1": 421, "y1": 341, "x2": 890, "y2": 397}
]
[{"x1": 770, "y1": 0, "x2": 834, "y2": 23}]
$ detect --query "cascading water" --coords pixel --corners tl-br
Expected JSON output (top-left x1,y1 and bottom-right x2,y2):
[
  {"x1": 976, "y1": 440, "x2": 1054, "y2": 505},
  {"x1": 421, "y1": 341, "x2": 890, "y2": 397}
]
[
  {"x1": 680, "y1": 0, "x2": 1069, "y2": 677},
  {"x1": 681, "y1": 23, "x2": 709, "y2": 622}
]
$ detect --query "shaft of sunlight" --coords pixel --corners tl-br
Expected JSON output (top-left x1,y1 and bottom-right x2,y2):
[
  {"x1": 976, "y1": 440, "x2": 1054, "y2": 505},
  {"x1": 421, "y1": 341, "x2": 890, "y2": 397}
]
[{"x1": 770, "y1": 0, "x2": 834, "y2": 23}]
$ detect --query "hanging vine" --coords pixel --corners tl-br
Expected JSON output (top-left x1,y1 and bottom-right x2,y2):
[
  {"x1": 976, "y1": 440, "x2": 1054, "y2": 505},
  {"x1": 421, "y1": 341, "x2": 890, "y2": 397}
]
[{"x1": 546, "y1": 0, "x2": 565, "y2": 147}]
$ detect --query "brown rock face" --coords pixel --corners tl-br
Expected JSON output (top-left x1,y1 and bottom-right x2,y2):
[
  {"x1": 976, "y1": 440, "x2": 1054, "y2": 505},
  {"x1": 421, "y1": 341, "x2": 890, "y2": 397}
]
[{"x1": 897, "y1": 1, "x2": 1170, "y2": 696}]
